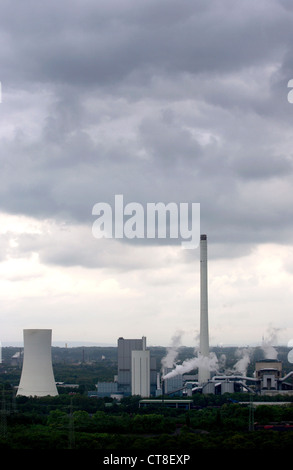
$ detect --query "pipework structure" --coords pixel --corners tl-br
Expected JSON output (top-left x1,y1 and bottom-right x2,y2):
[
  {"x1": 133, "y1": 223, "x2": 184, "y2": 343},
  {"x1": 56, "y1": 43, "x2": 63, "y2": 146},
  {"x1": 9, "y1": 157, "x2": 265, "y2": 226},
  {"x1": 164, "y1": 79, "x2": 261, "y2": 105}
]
[
  {"x1": 198, "y1": 234, "x2": 210, "y2": 385},
  {"x1": 17, "y1": 329, "x2": 58, "y2": 397}
]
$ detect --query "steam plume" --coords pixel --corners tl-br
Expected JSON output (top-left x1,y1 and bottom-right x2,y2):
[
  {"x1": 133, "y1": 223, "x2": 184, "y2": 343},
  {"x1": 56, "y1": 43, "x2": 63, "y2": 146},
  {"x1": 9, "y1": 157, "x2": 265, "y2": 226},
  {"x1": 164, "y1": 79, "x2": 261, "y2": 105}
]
[
  {"x1": 232, "y1": 347, "x2": 252, "y2": 376},
  {"x1": 261, "y1": 326, "x2": 280, "y2": 359},
  {"x1": 162, "y1": 351, "x2": 218, "y2": 380},
  {"x1": 161, "y1": 330, "x2": 184, "y2": 370}
]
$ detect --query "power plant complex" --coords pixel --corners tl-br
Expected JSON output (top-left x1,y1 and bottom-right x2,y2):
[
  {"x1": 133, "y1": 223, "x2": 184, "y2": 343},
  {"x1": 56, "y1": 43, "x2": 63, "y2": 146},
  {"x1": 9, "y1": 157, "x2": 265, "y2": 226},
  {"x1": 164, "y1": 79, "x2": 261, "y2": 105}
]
[
  {"x1": 96, "y1": 234, "x2": 293, "y2": 399},
  {"x1": 14, "y1": 234, "x2": 293, "y2": 399}
]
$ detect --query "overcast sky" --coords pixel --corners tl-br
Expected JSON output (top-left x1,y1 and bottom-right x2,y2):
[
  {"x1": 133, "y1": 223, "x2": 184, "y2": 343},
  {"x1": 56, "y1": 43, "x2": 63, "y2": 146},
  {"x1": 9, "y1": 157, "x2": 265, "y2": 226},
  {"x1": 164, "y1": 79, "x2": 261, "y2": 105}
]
[{"x1": 1, "y1": 0, "x2": 293, "y2": 349}]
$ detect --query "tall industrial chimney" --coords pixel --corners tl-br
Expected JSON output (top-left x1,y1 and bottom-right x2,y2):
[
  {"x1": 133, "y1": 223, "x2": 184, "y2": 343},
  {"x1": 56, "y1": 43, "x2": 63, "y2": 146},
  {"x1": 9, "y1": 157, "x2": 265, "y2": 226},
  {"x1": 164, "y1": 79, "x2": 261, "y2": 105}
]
[
  {"x1": 198, "y1": 234, "x2": 210, "y2": 384},
  {"x1": 17, "y1": 329, "x2": 58, "y2": 397}
]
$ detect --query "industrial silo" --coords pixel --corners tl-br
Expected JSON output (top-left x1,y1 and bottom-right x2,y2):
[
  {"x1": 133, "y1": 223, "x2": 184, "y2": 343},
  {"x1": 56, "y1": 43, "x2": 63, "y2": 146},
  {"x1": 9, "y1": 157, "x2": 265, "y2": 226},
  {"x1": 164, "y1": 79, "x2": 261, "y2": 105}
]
[
  {"x1": 202, "y1": 381, "x2": 215, "y2": 394},
  {"x1": 221, "y1": 380, "x2": 235, "y2": 394}
]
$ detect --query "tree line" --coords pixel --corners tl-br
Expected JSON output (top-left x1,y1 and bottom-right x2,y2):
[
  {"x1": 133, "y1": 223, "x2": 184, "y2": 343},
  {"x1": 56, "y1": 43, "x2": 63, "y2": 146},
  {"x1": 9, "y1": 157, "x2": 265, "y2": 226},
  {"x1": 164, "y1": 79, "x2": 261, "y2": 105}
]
[{"x1": 0, "y1": 392, "x2": 293, "y2": 450}]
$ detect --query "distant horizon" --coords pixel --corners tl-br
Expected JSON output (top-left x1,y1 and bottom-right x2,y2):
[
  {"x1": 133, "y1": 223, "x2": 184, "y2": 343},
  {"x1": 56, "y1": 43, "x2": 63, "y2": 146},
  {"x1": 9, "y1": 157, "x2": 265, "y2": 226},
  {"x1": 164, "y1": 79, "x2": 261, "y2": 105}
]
[{"x1": 1, "y1": 340, "x2": 289, "y2": 349}]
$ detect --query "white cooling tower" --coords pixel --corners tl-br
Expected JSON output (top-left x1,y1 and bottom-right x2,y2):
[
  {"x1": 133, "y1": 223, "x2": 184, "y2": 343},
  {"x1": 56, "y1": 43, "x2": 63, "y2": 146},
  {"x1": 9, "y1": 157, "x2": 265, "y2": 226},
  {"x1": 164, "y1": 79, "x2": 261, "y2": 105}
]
[
  {"x1": 17, "y1": 329, "x2": 58, "y2": 397},
  {"x1": 198, "y1": 234, "x2": 210, "y2": 384}
]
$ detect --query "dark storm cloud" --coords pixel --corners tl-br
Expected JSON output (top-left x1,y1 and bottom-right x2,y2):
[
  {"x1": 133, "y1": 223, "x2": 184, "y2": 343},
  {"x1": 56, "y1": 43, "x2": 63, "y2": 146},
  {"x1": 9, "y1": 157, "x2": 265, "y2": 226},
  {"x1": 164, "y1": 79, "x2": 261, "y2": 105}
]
[
  {"x1": 0, "y1": 0, "x2": 290, "y2": 87},
  {"x1": 1, "y1": 0, "x2": 293, "y2": 267}
]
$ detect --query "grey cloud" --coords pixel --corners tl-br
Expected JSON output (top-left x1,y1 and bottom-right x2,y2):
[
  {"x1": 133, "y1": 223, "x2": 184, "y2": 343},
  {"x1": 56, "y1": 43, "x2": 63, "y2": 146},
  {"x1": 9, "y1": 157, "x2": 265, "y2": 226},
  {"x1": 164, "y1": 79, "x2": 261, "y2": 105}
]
[
  {"x1": 234, "y1": 153, "x2": 293, "y2": 180},
  {"x1": 0, "y1": 0, "x2": 293, "y2": 261},
  {"x1": 8, "y1": 223, "x2": 186, "y2": 271},
  {"x1": 0, "y1": 0, "x2": 290, "y2": 88}
]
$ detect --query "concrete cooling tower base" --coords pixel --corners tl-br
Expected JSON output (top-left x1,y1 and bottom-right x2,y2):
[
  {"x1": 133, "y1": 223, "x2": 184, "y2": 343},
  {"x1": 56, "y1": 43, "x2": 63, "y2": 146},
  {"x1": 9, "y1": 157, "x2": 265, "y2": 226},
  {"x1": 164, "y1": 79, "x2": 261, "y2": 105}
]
[{"x1": 17, "y1": 329, "x2": 58, "y2": 397}]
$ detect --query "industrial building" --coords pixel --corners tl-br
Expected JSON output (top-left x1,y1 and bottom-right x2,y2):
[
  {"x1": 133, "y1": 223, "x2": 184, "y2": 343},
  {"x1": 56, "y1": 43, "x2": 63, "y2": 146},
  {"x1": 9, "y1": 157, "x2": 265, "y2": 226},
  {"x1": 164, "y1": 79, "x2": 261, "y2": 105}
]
[
  {"x1": 161, "y1": 368, "x2": 183, "y2": 395},
  {"x1": 194, "y1": 358, "x2": 293, "y2": 396},
  {"x1": 255, "y1": 359, "x2": 282, "y2": 389},
  {"x1": 254, "y1": 359, "x2": 293, "y2": 394},
  {"x1": 17, "y1": 329, "x2": 58, "y2": 397},
  {"x1": 131, "y1": 337, "x2": 151, "y2": 397},
  {"x1": 159, "y1": 358, "x2": 293, "y2": 397},
  {"x1": 117, "y1": 336, "x2": 156, "y2": 396},
  {"x1": 97, "y1": 336, "x2": 157, "y2": 398},
  {"x1": 117, "y1": 336, "x2": 145, "y2": 395}
]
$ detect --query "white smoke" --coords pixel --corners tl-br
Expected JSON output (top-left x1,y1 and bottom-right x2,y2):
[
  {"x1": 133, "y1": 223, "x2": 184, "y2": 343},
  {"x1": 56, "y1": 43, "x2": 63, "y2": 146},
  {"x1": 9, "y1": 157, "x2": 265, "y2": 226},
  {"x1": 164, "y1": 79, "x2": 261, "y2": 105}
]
[
  {"x1": 161, "y1": 330, "x2": 184, "y2": 370},
  {"x1": 232, "y1": 347, "x2": 252, "y2": 376},
  {"x1": 162, "y1": 351, "x2": 219, "y2": 381},
  {"x1": 218, "y1": 353, "x2": 227, "y2": 371},
  {"x1": 261, "y1": 326, "x2": 280, "y2": 359}
]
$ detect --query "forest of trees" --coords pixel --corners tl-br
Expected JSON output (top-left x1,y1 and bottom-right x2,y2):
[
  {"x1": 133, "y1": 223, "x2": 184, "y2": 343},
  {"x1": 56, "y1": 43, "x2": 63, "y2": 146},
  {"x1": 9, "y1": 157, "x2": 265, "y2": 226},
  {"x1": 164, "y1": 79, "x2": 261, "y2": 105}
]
[{"x1": 0, "y1": 387, "x2": 293, "y2": 452}]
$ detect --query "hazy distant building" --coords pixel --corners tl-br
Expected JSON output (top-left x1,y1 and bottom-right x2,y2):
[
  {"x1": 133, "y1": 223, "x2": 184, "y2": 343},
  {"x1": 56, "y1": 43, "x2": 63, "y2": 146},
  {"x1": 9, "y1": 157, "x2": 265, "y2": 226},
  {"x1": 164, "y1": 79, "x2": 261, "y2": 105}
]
[{"x1": 17, "y1": 329, "x2": 58, "y2": 397}]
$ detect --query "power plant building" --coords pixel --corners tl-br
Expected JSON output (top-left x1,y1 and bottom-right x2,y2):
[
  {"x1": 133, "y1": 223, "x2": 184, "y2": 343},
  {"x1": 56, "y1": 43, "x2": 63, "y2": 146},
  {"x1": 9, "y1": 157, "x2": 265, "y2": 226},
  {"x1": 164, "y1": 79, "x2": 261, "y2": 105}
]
[
  {"x1": 96, "y1": 381, "x2": 118, "y2": 397},
  {"x1": 17, "y1": 329, "x2": 58, "y2": 397},
  {"x1": 162, "y1": 368, "x2": 183, "y2": 395},
  {"x1": 255, "y1": 359, "x2": 287, "y2": 393},
  {"x1": 97, "y1": 336, "x2": 157, "y2": 398},
  {"x1": 131, "y1": 337, "x2": 150, "y2": 397},
  {"x1": 117, "y1": 336, "x2": 145, "y2": 395}
]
